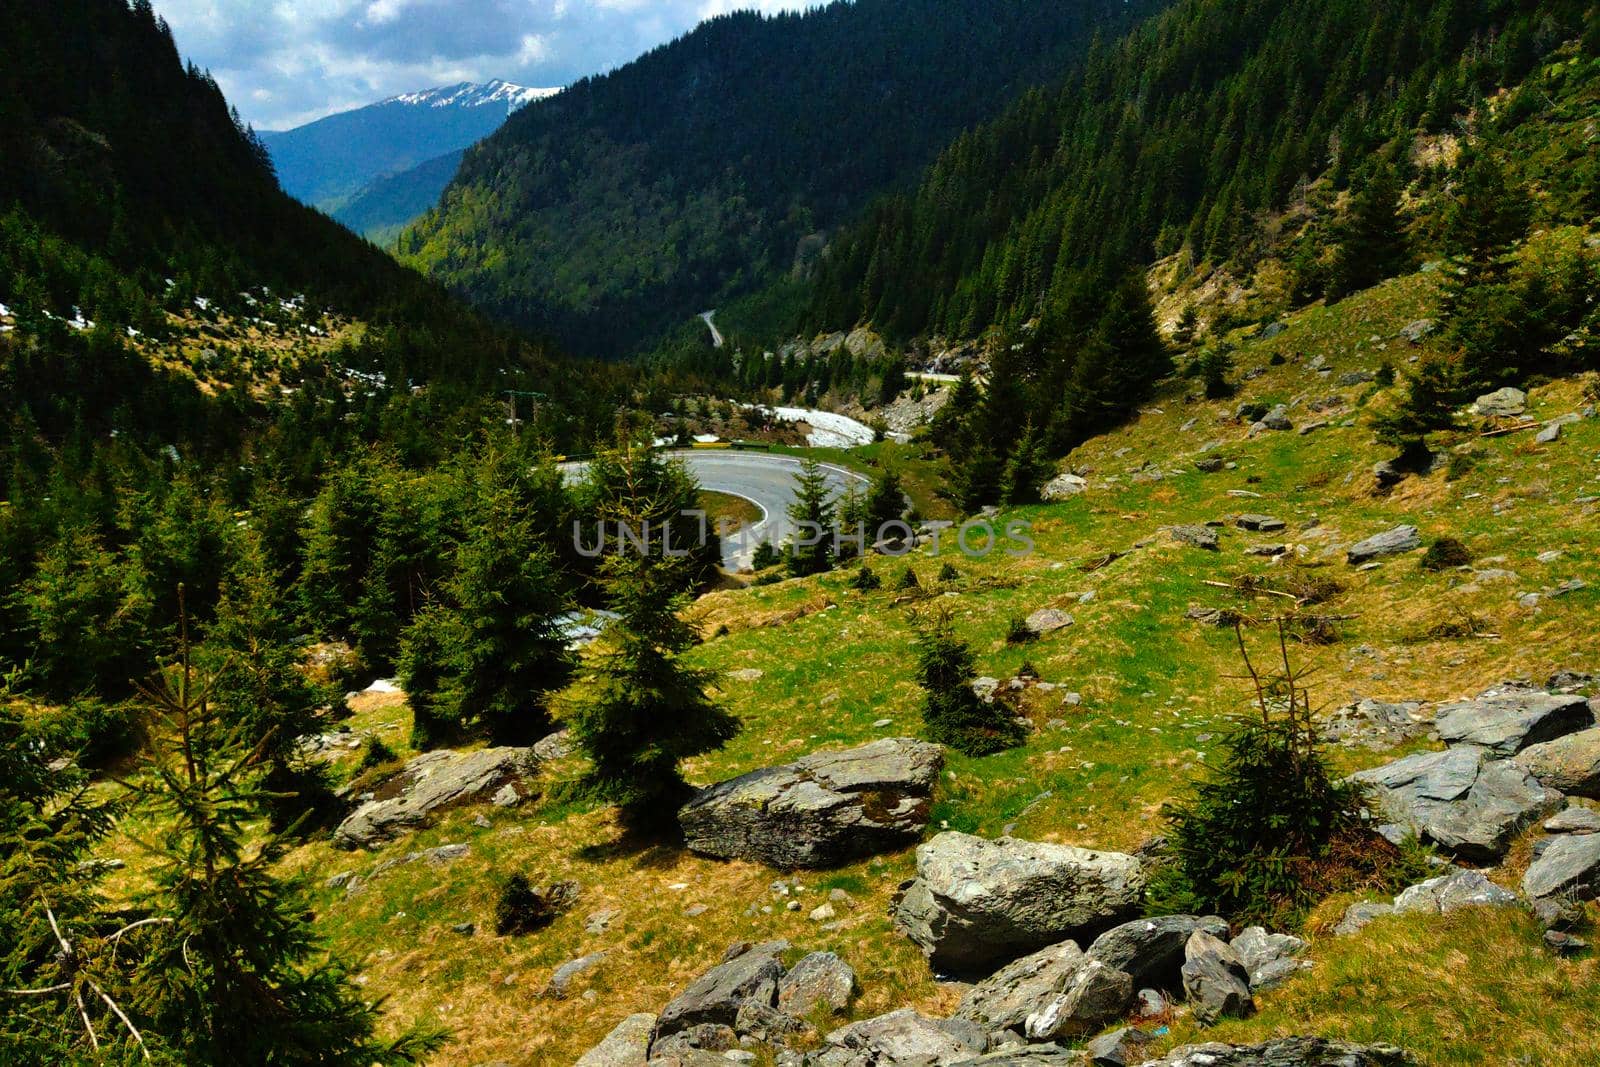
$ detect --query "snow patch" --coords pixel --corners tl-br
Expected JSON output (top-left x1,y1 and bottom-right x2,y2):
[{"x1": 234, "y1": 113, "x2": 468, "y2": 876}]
[{"x1": 768, "y1": 407, "x2": 878, "y2": 448}]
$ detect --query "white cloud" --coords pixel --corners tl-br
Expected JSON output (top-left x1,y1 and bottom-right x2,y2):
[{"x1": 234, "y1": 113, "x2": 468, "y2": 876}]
[{"x1": 153, "y1": 0, "x2": 813, "y2": 130}]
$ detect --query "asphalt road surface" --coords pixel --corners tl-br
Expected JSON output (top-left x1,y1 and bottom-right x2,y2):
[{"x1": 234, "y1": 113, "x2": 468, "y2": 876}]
[{"x1": 561, "y1": 450, "x2": 867, "y2": 570}]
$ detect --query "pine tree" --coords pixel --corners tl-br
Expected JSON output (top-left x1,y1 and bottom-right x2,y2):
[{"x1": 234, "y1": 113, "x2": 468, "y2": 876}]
[
  {"x1": 560, "y1": 481, "x2": 739, "y2": 833},
  {"x1": 998, "y1": 421, "x2": 1050, "y2": 505},
  {"x1": 1325, "y1": 163, "x2": 1410, "y2": 301},
  {"x1": 125, "y1": 601, "x2": 445, "y2": 1065},
  {"x1": 1440, "y1": 150, "x2": 1533, "y2": 389},
  {"x1": 861, "y1": 465, "x2": 907, "y2": 540},
  {"x1": 913, "y1": 609, "x2": 1027, "y2": 756},
  {"x1": 1373, "y1": 354, "x2": 1462, "y2": 466},
  {"x1": 785, "y1": 458, "x2": 837, "y2": 577}
]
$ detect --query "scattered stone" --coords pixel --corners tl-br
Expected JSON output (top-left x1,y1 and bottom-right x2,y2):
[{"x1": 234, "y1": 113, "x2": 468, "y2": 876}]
[
  {"x1": 1332, "y1": 900, "x2": 1395, "y2": 936},
  {"x1": 1522, "y1": 833, "x2": 1600, "y2": 901},
  {"x1": 892, "y1": 832, "x2": 1145, "y2": 974},
  {"x1": 1086, "y1": 914, "x2": 1229, "y2": 991},
  {"x1": 1136, "y1": 1037, "x2": 1414, "y2": 1066},
  {"x1": 680, "y1": 738, "x2": 942, "y2": 870},
  {"x1": 1171, "y1": 525, "x2": 1220, "y2": 551},
  {"x1": 651, "y1": 1023, "x2": 739, "y2": 1059},
  {"x1": 1085, "y1": 1026, "x2": 1157, "y2": 1067},
  {"x1": 1337, "y1": 371, "x2": 1377, "y2": 386},
  {"x1": 1235, "y1": 514, "x2": 1286, "y2": 532},
  {"x1": 1514, "y1": 728, "x2": 1600, "y2": 798},
  {"x1": 777, "y1": 952, "x2": 856, "y2": 1017},
  {"x1": 1531, "y1": 897, "x2": 1584, "y2": 931},
  {"x1": 732, "y1": 1001, "x2": 813, "y2": 1046},
  {"x1": 1346, "y1": 526, "x2": 1421, "y2": 565},
  {"x1": 577, "y1": 1013, "x2": 656, "y2": 1067},
  {"x1": 333, "y1": 747, "x2": 539, "y2": 849},
  {"x1": 452, "y1": 922, "x2": 476, "y2": 936},
  {"x1": 1321, "y1": 699, "x2": 1425, "y2": 751},
  {"x1": 808, "y1": 904, "x2": 836, "y2": 922},
  {"x1": 654, "y1": 941, "x2": 786, "y2": 1039},
  {"x1": 954, "y1": 940, "x2": 1132, "y2": 1041},
  {"x1": 1041, "y1": 473, "x2": 1089, "y2": 500},
  {"x1": 1544, "y1": 930, "x2": 1590, "y2": 956},
  {"x1": 586, "y1": 908, "x2": 619, "y2": 934},
  {"x1": 1536, "y1": 422, "x2": 1563, "y2": 444},
  {"x1": 1392, "y1": 869, "x2": 1518, "y2": 915},
  {"x1": 1348, "y1": 746, "x2": 1561, "y2": 862},
  {"x1": 812, "y1": 1009, "x2": 987, "y2": 1067},
  {"x1": 727, "y1": 669, "x2": 766, "y2": 683},
  {"x1": 1024, "y1": 608, "x2": 1074, "y2": 636},
  {"x1": 1544, "y1": 806, "x2": 1600, "y2": 834},
  {"x1": 1399, "y1": 319, "x2": 1436, "y2": 344},
  {"x1": 533, "y1": 729, "x2": 574, "y2": 760},
  {"x1": 1473, "y1": 387, "x2": 1527, "y2": 417},
  {"x1": 1181, "y1": 931, "x2": 1254, "y2": 1026},
  {"x1": 1259, "y1": 405, "x2": 1293, "y2": 431},
  {"x1": 1246, "y1": 544, "x2": 1288, "y2": 557},
  {"x1": 1546, "y1": 670, "x2": 1595, "y2": 693},
  {"x1": 1195, "y1": 456, "x2": 1226, "y2": 474},
  {"x1": 1372, "y1": 460, "x2": 1408, "y2": 490},
  {"x1": 545, "y1": 952, "x2": 608, "y2": 998},
  {"x1": 1298, "y1": 421, "x2": 1330, "y2": 436},
  {"x1": 1134, "y1": 988, "x2": 1167, "y2": 1018},
  {"x1": 1433, "y1": 691, "x2": 1592, "y2": 756},
  {"x1": 1229, "y1": 927, "x2": 1307, "y2": 990}
]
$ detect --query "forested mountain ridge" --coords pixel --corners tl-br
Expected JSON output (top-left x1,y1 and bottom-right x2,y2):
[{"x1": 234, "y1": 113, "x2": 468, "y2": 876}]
[
  {"x1": 262, "y1": 79, "x2": 558, "y2": 231},
  {"x1": 397, "y1": 0, "x2": 1169, "y2": 358}
]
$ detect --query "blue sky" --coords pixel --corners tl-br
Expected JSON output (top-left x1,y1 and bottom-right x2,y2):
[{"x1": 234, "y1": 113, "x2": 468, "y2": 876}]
[{"x1": 154, "y1": 0, "x2": 813, "y2": 131}]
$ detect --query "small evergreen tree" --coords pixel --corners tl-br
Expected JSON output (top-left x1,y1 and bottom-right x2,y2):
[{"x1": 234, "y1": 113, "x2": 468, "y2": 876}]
[
  {"x1": 1372, "y1": 354, "x2": 1461, "y2": 466},
  {"x1": 751, "y1": 540, "x2": 782, "y2": 571},
  {"x1": 998, "y1": 422, "x2": 1051, "y2": 505},
  {"x1": 561, "y1": 461, "x2": 740, "y2": 833},
  {"x1": 861, "y1": 465, "x2": 907, "y2": 539},
  {"x1": 1325, "y1": 163, "x2": 1410, "y2": 301},
  {"x1": 786, "y1": 458, "x2": 837, "y2": 577},
  {"x1": 913, "y1": 610, "x2": 1027, "y2": 756}
]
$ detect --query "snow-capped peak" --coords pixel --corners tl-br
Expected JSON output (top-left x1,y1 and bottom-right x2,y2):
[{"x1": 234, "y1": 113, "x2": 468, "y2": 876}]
[{"x1": 384, "y1": 79, "x2": 559, "y2": 114}]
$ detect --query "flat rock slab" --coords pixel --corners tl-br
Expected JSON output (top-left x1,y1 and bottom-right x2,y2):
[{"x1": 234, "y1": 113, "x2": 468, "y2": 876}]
[
  {"x1": 892, "y1": 832, "x2": 1145, "y2": 975},
  {"x1": 1086, "y1": 914, "x2": 1229, "y2": 991},
  {"x1": 1347, "y1": 526, "x2": 1420, "y2": 565},
  {"x1": 680, "y1": 738, "x2": 942, "y2": 869},
  {"x1": 1514, "y1": 727, "x2": 1600, "y2": 798},
  {"x1": 1392, "y1": 869, "x2": 1518, "y2": 915},
  {"x1": 1434, "y1": 692, "x2": 1592, "y2": 756},
  {"x1": 1171, "y1": 525, "x2": 1220, "y2": 550},
  {"x1": 1042, "y1": 473, "x2": 1088, "y2": 500},
  {"x1": 1321, "y1": 699, "x2": 1425, "y2": 751},
  {"x1": 654, "y1": 941, "x2": 786, "y2": 1038},
  {"x1": 1136, "y1": 1038, "x2": 1414, "y2": 1066},
  {"x1": 1235, "y1": 514, "x2": 1287, "y2": 532},
  {"x1": 1544, "y1": 806, "x2": 1600, "y2": 834},
  {"x1": 953, "y1": 939, "x2": 1132, "y2": 1041},
  {"x1": 333, "y1": 746, "x2": 538, "y2": 849},
  {"x1": 812, "y1": 1009, "x2": 987, "y2": 1067},
  {"x1": 1349, "y1": 746, "x2": 1562, "y2": 862},
  {"x1": 1474, "y1": 387, "x2": 1527, "y2": 417},
  {"x1": 1025, "y1": 608, "x2": 1075, "y2": 636},
  {"x1": 577, "y1": 1013, "x2": 656, "y2": 1067},
  {"x1": 777, "y1": 951, "x2": 856, "y2": 1018},
  {"x1": 1522, "y1": 833, "x2": 1600, "y2": 901}
]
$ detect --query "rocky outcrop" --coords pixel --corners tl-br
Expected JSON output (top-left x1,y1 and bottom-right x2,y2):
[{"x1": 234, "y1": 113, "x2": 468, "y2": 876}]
[
  {"x1": 952, "y1": 940, "x2": 1132, "y2": 1041},
  {"x1": 1229, "y1": 926, "x2": 1307, "y2": 991},
  {"x1": 1514, "y1": 727, "x2": 1600, "y2": 797},
  {"x1": 1085, "y1": 914, "x2": 1229, "y2": 990},
  {"x1": 1346, "y1": 526, "x2": 1421, "y2": 565},
  {"x1": 1391, "y1": 869, "x2": 1518, "y2": 915},
  {"x1": 1321, "y1": 699, "x2": 1425, "y2": 751},
  {"x1": 332, "y1": 746, "x2": 538, "y2": 849},
  {"x1": 1522, "y1": 834, "x2": 1600, "y2": 901},
  {"x1": 811, "y1": 1009, "x2": 987, "y2": 1067},
  {"x1": 1433, "y1": 691, "x2": 1592, "y2": 756},
  {"x1": 1041, "y1": 473, "x2": 1088, "y2": 500},
  {"x1": 680, "y1": 738, "x2": 941, "y2": 869},
  {"x1": 777, "y1": 952, "x2": 856, "y2": 1018},
  {"x1": 1136, "y1": 1038, "x2": 1413, "y2": 1066},
  {"x1": 1473, "y1": 387, "x2": 1527, "y2": 417},
  {"x1": 1348, "y1": 746, "x2": 1562, "y2": 862},
  {"x1": 1181, "y1": 931, "x2": 1254, "y2": 1026},
  {"x1": 654, "y1": 940, "x2": 787, "y2": 1039},
  {"x1": 1024, "y1": 608, "x2": 1074, "y2": 636},
  {"x1": 891, "y1": 833, "x2": 1145, "y2": 974},
  {"x1": 1171, "y1": 525, "x2": 1220, "y2": 551},
  {"x1": 577, "y1": 1013, "x2": 655, "y2": 1067}
]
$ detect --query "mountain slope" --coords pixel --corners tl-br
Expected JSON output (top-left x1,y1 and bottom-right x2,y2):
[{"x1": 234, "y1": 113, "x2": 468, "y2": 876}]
[
  {"x1": 805, "y1": 0, "x2": 1599, "y2": 343},
  {"x1": 262, "y1": 80, "x2": 558, "y2": 214},
  {"x1": 397, "y1": 0, "x2": 1168, "y2": 358},
  {"x1": 333, "y1": 148, "x2": 466, "y2": 245}
]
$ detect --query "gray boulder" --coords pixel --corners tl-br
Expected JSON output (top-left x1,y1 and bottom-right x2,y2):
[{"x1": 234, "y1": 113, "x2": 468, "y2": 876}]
[
  {"x1": 1086, "y1": 914, "x2": 1229, "y2": 990},
  {"x1": 1229, "y1": 927, "x2": 1307, "y2": 990},
  {"x1": 577, "y1": 1013, "x2": 656, "y2": 1067},
  {"x1": 545, "y1": 951, "x2": 607, "y2": 998},
  {"x1": 1346, "y1": 526, "x2": 1420, "y2": 565},
  {"x1": 1042, "y1": 473, "x2": 1089, "y2": 501},
  {"x1": 1086, "y1": 1026, "x2": 1157, "y2": 1067},
  {"x1": 1235, "y1": 514, "x2": 1287, "y2": 532},
  {"x1": 1399, "y1": 319, "x2": 1436, "y2": 344},
  {"x1": 777, "y1": 952, "x2": 856, "y2": 1018},
  {"x1": 1024, "y1": 608, "x2": 1075, "y2": 636},
  {"x1": 1392, "y1": 869, "x2": 1518, "y2": 915},
  {"x1": 1321, "y1": 699, "x2": 1425, "y2": 751},
  {"x1": 333, "y1": 746, "x2": 539, "y2": 849},
  {"x1": 1260, "y1": 405, "x2": 1293, "y2": 431},
  {"x1": 948, "y1": 1052, "x2": 1080, "y2": 1066},
  {"x1": 1171, "y1": 525, "x2": 1220, "y2": 551},
  {"x1": 680, "y1": 738, "x2": 941, "y2": 869},
  {"x1": 1136, "y1": 1038, "x2": 1413, "y2": 1066},
  {"x1": 1180, "y1": 931, "x2": 1254, "y2": 1026},
  {"x1": 1433, "y1": 692, "x2": 1592, "y2": 756},
  {"x1": 1473, "y1": 387, "x2": 1527, "y2": 417},
  {"x1": 1522, "y1": 833, "x2": 1600, "y2": 901},
  {"x1": 812, "y1": 1009, "x2": 987, "y2": 1067},
  {"x1": 1332, "y1": 901, "x2": 1395, "y2": 936},
  {"x1": 655, "y1": 941, "x2": 786, "y2": 1038},
  {"x1": 1348, "y1": 746, "x2": 1562, "y2": 862},
  {"x1": 892, "y1": 833, "x2": 1145, "y2": 974},
  {"x1": 1544, "y1": 805, "x2": 1600, "y2": 834},
  {"x1": 1514, "y1": 727, "x2": 1600, "y2": 798},
  {"x1": 953, "y1": 940, "x2": 1131, "y2": 1041}
]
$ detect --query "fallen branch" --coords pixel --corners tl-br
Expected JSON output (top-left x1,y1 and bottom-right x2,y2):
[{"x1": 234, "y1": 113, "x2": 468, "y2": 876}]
[{"x1": 1479, "y1": 421, "x2": 1539, "y2": 438}]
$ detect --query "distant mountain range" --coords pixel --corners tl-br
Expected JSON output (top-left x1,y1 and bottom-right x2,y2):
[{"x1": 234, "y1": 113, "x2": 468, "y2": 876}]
[{"x1": 262, "y1": 80, "x2": 559, "y2": 239}]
